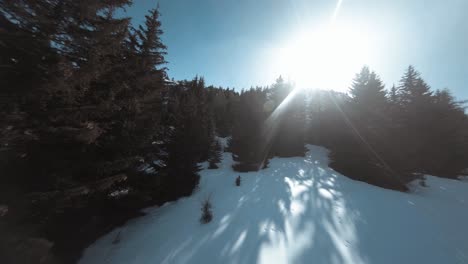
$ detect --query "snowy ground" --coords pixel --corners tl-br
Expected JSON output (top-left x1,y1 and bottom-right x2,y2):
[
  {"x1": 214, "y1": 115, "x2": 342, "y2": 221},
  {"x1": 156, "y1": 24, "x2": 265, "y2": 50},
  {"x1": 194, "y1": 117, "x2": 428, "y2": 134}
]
[{"x1": 80, "y1": 145, "x2": 468, "y2": 264}]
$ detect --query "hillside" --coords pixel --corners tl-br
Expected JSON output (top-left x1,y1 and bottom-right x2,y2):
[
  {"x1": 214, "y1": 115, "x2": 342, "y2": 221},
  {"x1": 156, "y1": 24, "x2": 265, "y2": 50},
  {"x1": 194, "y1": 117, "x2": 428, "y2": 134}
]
[{"x1": 79, "y1": 145, "x2": 468, "y2": 264}]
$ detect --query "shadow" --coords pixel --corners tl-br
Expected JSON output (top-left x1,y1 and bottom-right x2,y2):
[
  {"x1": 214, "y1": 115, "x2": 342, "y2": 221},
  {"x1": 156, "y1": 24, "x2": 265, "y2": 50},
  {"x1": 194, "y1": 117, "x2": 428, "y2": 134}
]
[{"x1": 80, "y1": 145, "x2": 468, "y2": 264}]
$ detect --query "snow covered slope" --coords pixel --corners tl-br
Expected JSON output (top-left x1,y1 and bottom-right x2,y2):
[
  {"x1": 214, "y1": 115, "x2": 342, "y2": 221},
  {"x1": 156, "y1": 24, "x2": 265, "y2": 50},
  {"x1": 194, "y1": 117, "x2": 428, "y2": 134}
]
[{"x1": 79, "y1": 145, "x2": 468, "y2": 264}]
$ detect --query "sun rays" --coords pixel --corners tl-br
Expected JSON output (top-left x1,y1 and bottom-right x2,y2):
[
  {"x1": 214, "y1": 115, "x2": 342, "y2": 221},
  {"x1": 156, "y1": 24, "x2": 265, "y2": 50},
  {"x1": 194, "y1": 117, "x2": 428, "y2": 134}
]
[{"x1": 267, "y1": 0, "x2": 377, "y2": 91}]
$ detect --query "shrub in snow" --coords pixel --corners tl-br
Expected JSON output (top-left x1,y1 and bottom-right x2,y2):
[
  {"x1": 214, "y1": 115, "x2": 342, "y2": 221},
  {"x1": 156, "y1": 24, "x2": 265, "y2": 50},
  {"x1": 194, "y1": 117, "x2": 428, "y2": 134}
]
[
  {"x1": 112, "y1": 231, "x2": 121, "y2": 245},
  {"x1": 235, "y1": 175, "x2": 241, "y2": 186},
  {"x1": 419, "y1": 178, "x2": 427, "y2": 187},
  {"x1": 200, "y1": 196, "x2": 213, "y2": 224}
]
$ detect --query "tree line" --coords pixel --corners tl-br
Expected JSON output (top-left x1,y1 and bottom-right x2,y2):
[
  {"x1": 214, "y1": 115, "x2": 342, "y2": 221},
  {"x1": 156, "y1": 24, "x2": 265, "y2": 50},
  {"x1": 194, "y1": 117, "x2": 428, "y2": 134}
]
[
  {"x1": 1, "y1": 1, "x2": 468, "y2": 263},
  {"x1": 311, "y1": 66, "x2": 468, "y2": 190},
  {"x1": 0, "y1": 1, "x2": 220, "y2": 263},
  {"x1": 227, "y1": 66, "x2": 468, "y2": 190}
]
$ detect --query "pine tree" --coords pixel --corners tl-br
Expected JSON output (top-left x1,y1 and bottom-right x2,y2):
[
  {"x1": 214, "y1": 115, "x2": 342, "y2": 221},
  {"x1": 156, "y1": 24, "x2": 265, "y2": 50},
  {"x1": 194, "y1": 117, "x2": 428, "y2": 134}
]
[
  {"x1": 395, "y1": 66, "x2": 434, "y2": 172},
  {"x1": 208, "y1": 138, "x2": 223, "y2": 169},
  {"x1": 389, "y1": 84, "x2": 399, "y2": 105},
  {"x1": 177, "y1": 77, "x2": 215, "y2": 162},
  {"x1": 348, "y1": 67, "x2": 389, "y2": 133},
  {"x1": 387, "y1": 84, "x2": 401, "y2": 126},
  {"x1": 123, "y1": 7, "x2": 168, "y2": 172},
  {"x1": 0, "y1": 1, "x2": 175, "y2": 263},
  {"x1": 0, "y1": 0, "x2": 139, "y2": 191},
  {"x1": 421, "y1": 89, "x2": 468, "y2": 176},
  {"x1": 130, "y1": 7, "x2": 167, "y2": 78},
  {"x1": 206, "y1": 86, "x2": 238, "y2": 137},
  {"x1": 229, "y1": 87, "x2": 269, "y2": 171},
  {"x1": 305, "y1": 89, "x2": 350, "y2": 147},
  {"x1": 397, "y1": 66, "x2": 432, "y2": 109},
  {"x1": 269, "y1": 76, "x2": 291, "y2": 106},
  {"x1": 328, "y1": 67, "x2": 406, "y2": 190},
  {"x1": 200, "y1": 196, "x2": 213, "y2": 224},
  {"x1": 267, "y1": 77, "x2": 306, "y2": 157},
  {"x1": 162, "y1": 92, "x2": 201, "y2": 199},
  {"x1": 349, "y1": 66, "x2": 388, "y2": 110}
]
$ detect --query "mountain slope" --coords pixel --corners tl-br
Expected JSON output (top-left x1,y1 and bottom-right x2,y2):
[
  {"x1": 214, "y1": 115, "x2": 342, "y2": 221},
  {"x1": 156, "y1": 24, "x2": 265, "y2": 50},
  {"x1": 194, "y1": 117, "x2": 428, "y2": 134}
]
[{"x1": 79, "y1": 145, "x2": 468, "y2": 264}]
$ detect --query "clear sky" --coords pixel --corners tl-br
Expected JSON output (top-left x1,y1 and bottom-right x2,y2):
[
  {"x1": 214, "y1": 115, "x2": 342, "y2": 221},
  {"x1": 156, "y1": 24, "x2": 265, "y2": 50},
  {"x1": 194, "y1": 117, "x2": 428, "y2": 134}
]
[{"x1": 125, "y1": 0, "x2": 468, "y2": 99}]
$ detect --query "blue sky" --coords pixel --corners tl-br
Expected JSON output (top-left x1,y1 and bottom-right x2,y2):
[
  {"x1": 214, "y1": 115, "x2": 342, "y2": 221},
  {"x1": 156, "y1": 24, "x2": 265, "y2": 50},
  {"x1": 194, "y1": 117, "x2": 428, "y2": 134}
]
[{"x1": 125, "y1": 0, "x2": 468, "y2": 99}]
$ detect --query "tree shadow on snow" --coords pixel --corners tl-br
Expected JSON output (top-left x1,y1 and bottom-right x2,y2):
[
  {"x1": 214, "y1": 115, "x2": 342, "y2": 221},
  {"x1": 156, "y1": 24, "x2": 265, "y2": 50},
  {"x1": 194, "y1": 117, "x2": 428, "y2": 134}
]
[
  {"x1": 153, "y1": 146, "x2": 370, "y2": 264},
  {"x1": 82, "y1": 146, "x2": 467, "y2": 264}
]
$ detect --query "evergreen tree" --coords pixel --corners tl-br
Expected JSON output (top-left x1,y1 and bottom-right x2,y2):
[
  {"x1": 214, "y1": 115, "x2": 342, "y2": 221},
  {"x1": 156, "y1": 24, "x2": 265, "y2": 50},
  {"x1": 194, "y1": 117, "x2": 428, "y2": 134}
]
[
  {"x1": 305, "y1": 89, "x2": 350, "y2": 147},
  {"x1": 129, "y1": 7, "x2": 167, "y2": 78},
  {"x1": 328, "y1": 67, "x2": 406, "y2": 190},
  {"x1": 229, "y1": 87, "x2": 269, "y2": 171},
  {"x1": 162, "y1": 88, "x2": 202, "y2": 199},
  {"x1": 420, "y1": 89, "x2": 468, "y2": 176},
  {"x1": 267, "y1": 77, "x2": 306, "y2": 157},
  {"x1": 180, "y1": 77, "x2": 215, "y2": 162},
  {"x1": 348, "y1": 67, "x2": 389, "y2": 140},
  {"x1": 0, "y1": 0, "x2": 140, "y2": 191},
  {"x1": 389, "y1": 84, "x2": 399, "y2": 105},
  {"x1": 208, "y1": 138, "x2": 223, "y2": 169},
  {"x1": 398, "y1": 66, "x2": 432, "y2": 106},
  {"x1": 206, "y1": 86, "x2": 238, "y2": 137},
  {"x1": 349, "y1": 66, "x2": 388, "y2": 110},
  {"x1": 0, "y1": 3, "x2": 170, "y2": 262},
  {"x1": 3, "y1": 1, "x2": 468, "y2": 259},
  {"x1": 394, "y1": 66, "x2": 434, "y2": 172}
]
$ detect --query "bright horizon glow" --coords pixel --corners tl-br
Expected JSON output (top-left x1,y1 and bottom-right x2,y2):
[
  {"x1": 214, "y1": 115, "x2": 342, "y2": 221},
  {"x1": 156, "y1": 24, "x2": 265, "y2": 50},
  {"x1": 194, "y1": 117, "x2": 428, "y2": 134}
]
[
  {"x1": 269, "y1": 22, "x2": 376, "y2": 92},
  {"x1": 128, "y1": 0, "x2": 468, "y2": 99},
  {"x1": 266, "y1": 0, "x2": 379, "y2": 92},
  {"x1": 331, "y1": 0, "x2": 343, "y2": 23}
]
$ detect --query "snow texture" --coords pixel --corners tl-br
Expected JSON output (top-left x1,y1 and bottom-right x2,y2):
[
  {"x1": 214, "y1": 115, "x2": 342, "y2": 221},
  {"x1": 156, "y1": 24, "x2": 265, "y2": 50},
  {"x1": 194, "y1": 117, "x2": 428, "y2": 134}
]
[{"x1": 80, "y1": 145, "x2": 468, "y2": 264}]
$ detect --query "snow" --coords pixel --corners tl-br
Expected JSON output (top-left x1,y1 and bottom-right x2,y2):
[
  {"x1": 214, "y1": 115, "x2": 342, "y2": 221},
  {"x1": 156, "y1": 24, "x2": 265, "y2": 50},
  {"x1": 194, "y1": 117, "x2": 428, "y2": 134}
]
[
  {"x1": 79, "y1": 145, "x2": 468, "y2": 264},
  {"x1": 109, "y1": 189, "x2": 129, "y2": 198},
  {"x1": 216, "y1": 136, "x2": 230, "y2": 150}
]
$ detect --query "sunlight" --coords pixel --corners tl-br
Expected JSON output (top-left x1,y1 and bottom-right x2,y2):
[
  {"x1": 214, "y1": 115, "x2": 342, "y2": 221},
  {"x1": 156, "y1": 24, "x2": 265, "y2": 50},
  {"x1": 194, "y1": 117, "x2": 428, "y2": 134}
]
[{"x1": 270, "y1": 22, "x2": 376, "y2": 91}]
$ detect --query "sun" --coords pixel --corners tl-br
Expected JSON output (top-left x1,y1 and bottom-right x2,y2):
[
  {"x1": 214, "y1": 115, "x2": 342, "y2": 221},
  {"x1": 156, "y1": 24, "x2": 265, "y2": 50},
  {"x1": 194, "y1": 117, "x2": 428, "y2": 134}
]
[{"x1": 271, "y1": 23, "x2": 375, "y2": 91}]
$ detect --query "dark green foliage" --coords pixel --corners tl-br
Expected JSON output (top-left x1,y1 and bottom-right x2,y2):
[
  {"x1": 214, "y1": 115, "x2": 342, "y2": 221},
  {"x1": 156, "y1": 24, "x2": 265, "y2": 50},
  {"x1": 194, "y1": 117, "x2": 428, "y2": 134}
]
[
  {"x1": 0, "y1": 1, "x2": 187, "y2": 262},
  {"x1": 235, "y1": 175, "x2": 241, "y2": 186},
  {"x1": 308, "y1": 65, "x2": 468, "y2": 190},
  {"x1": 416, "y1": 89, "x2": 468, "y2": 176},
  {"x1": 174, "y1": 77, "x2": 215, "y2": 162},
  {"x1": 229, "y1": 87, "x2": 269, "y2": 171},
  {"x1": 349, "y1": 66, "x2": 388, "y2": 110},
  {"x1": 1, "y1": 0, "x2": 468, "y2": 259},
  {"x1": 334, "y1": 67, "x2": 407, "y2": 190},
  {"x1": 164, "y1": 124, "x2": 201, "y2": 199},
  {"x1": 200, "y1": 196, "x2": 213, "y2": 224},
  {"x1": 0, "y1": 0, "x2": 166, "y2": 192},
  {"x1": 267, "y1": 77, "x2": 306, "y2": 157},
  {"x1": 129, "y1": 8, "x2": 167, "y2": 76},
  {"x1": 160, "y1": 80, "x2": 207, "y2": 200},
  {"x1": 206, "y1": 86, "x2": 238, "y2": 137},
  {"x1": 208, "y1": 139, "x2": 223, "y2": 169}
]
